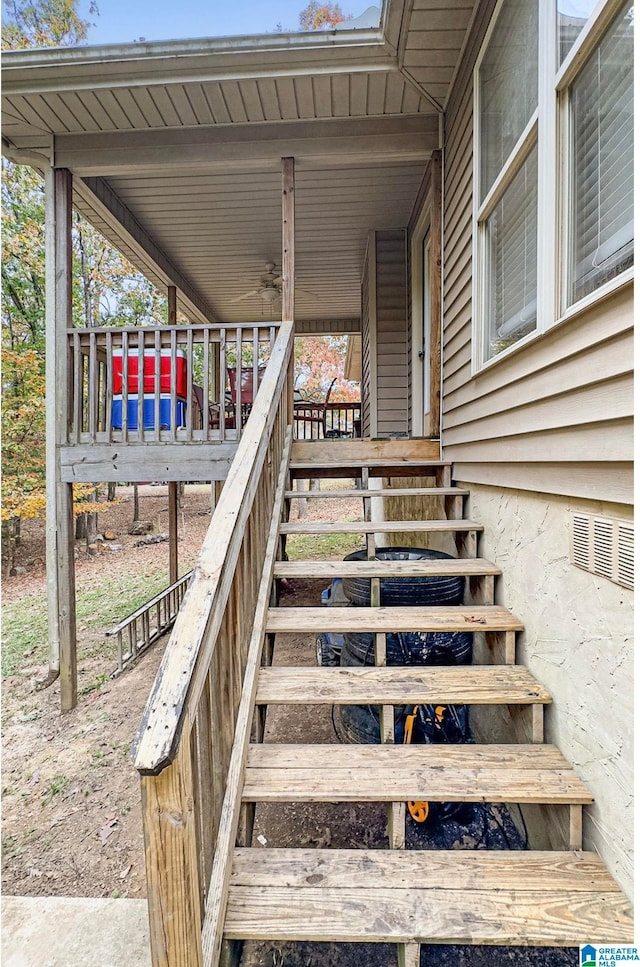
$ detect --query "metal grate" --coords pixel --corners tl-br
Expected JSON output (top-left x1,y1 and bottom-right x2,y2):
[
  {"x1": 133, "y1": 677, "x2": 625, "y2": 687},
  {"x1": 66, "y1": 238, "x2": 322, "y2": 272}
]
[{"x1": 571, "y1": 514, "x2": 634, "y2": 589}]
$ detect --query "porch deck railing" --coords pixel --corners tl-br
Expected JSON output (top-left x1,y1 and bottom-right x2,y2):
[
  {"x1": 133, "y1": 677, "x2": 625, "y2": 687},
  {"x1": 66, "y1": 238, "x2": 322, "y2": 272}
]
[
  {"x1": 293, "y1": 399, "x2": 362, "y2": 439},
  {"x1": 66, "y1": 322, "x2": 278, "y2": 445},
  {"x1": 106, "y1": 570, "x2": 193, "y2": 675},
  {"x1": 131, "y1": 321, "x2": 294, "y2": 967}
]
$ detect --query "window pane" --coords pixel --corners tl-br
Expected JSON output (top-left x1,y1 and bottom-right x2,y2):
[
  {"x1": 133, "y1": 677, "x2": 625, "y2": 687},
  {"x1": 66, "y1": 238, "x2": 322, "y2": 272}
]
[
  {"x1": 557, "y1": 0, "x2": 599, "y2": 67},
  {"x1": 569, "y1": 4, "x2": 634, "y2": 306},
  {"x1": 479, "y1": 0, "x2": 538, "y2": 200},
  {"x1": 485, "y1": 149, "x2": 538, "y2": 361}
]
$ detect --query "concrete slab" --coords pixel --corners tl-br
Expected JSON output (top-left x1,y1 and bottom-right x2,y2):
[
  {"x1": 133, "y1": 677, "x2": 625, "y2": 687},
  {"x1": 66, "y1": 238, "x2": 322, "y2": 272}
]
[{"x1": 1, "y1": 895, "x2": 151, "y2": 967}]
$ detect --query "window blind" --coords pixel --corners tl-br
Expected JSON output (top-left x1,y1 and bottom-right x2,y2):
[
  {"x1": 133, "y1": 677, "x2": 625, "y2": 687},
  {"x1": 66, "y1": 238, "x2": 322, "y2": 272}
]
[
  {"x1": 486, "y1": 148, "x2": 538, "y2": 360},
  {"x1": 569, "y1": 3, "x2": 634, "y2": 304}
]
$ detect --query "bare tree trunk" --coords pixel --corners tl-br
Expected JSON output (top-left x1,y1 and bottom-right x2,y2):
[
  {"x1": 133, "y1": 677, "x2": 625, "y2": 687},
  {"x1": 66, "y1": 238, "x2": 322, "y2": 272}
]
[
  {"x1": 75, "y1": 513, "x2": 87, "y2": 540},
  {"x1": 132, "y1": 483, "x2": 140, "y2": 525},
  {"x1": 107, "y1": 482, "x2": 116, "y2": 501}
]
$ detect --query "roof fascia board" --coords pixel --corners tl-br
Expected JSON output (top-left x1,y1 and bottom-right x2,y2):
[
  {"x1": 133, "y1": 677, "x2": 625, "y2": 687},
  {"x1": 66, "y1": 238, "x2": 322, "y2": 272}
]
[
  {"x1": 55, "y1": 115, "x2": 439, "y2": 176},
  {"x1": 381, "y1": 0, "x2": 406, "y2": 56},
  {"x1": 2, "y1": 28, "x2": 394, "y2": 95},
  {"x1": 73, "y1": 176, "x2": 217, "y2": 323}
]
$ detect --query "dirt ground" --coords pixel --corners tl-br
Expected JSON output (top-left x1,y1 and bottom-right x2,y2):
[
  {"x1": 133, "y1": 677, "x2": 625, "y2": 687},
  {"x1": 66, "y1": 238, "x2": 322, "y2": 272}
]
[
  {"x1": 1, "y1": 486, "x2": 577, "y2": 966},
  {"x1": 1, "y1": 485, "x2": 215, "y2": 901},
  {"x1": 0, "y1": 487, "x2": 360, "y2": 903}
]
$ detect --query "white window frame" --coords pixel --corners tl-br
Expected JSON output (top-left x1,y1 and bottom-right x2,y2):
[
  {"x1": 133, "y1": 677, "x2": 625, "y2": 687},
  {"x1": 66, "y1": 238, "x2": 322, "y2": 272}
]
[{"x1": 471, "y1": 0, "x2": 633, "y2": 375}]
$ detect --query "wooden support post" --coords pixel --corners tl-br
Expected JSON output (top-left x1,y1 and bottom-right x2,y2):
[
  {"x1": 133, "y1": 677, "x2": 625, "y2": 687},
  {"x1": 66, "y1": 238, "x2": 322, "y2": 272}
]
[
  {"x1": 569, "y1": 804, "x2": 583, "y2": 850},
  {"x1": 141, "y1": 737, "x2": 204, "y2": 967},
  {"x1": 45, "y1": 167, "x2": 77, "y2": 711},
  {"x1": 531, "y1": 702, "x2": 545, "y2": 743},
  {"x1": 169, "y1": 481, "x2": 179, "y2": 586},
  {"x1": 398, "y1": 942, "x2": 421, "y2": 967},
  {"x1": 444, "y1": 492, "x2": 463, "y2": 520},
  {"x1": 455, "y1": 529, "x2": 477, "y2": 559},
  {"x1": 282, "y1": 158, "x2": 295, "y2": 324},
  {"x1": 167, "y1": 284, "x2": 177, "y2": 325},
  {"x1": 428, "y1": 149, "x2": 442, "y2": 439},
  {"x1": 468, "y1": 574, "x2": 495, "y2": 605}
]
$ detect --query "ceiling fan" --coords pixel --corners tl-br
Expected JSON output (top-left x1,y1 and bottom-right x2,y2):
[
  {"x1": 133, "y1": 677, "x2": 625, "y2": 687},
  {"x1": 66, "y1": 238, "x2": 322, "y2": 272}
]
[{"x1": 230, "y1": 262, "x2": 317, "y2": 305}]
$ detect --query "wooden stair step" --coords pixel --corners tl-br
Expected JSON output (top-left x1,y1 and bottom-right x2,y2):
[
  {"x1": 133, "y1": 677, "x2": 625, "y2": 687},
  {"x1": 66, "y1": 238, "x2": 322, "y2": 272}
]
[
  {"x1": 242, "y1": 744, "x2": 593, "y2": 804},
  {"x1": 266, "y1": 605, "x2": 523, "y2": 633},
  {"x1": 285, "y1": 486, "x2": 468, "y2": 498},
  {"x1": 290, "y1": 439, "x2": 442, "y2": 465},
  {"x1": 280, "y1": 518, "x2": 482, "y2": 535},
  {"x1": 224, "y1": 848, "x2": 634, "y2": 945},
  {"x1": 255, "y1": 665, "x2": 552, "y2": 706},
  {"x1": 288, "y1": 460, "x2": 450, "y2": 479},
  {"x1": 274, "y1": 558, "x2": 501, "y2": 579}
]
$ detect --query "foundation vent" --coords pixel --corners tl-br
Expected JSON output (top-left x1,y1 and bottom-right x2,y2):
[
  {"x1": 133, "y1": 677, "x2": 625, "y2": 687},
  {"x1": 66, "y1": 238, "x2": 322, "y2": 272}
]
[{"x1": 571, "y1": 514, "x2": 634, "y2": 589}]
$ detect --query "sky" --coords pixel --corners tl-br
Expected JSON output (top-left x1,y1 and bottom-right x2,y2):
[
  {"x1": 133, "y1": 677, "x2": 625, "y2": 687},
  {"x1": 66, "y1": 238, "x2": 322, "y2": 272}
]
[{"x1": 78, "y1": 0, "x2": 372, "y2": 46}]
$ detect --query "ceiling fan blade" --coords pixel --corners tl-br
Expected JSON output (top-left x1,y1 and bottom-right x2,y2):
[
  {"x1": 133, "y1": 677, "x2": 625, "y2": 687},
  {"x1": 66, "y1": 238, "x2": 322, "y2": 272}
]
[
  {"x1": 229, "y1": 289, "x2": 263, "y2": 304},
  {"x1": 294, "y1": 287, "x2": 319, "y2": 300}
]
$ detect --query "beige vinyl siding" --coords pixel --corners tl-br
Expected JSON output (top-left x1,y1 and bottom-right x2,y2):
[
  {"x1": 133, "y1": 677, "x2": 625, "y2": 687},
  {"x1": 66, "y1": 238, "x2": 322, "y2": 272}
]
[
  {"x1": 374, "y1": 230, "x2": 409, "y2": 436},
  {"x1": 439, "y1": 1, "x2": 634, "y2": 505},
  {"x1": 360, "y1": 230, "x2": 409, "y2": 438}
]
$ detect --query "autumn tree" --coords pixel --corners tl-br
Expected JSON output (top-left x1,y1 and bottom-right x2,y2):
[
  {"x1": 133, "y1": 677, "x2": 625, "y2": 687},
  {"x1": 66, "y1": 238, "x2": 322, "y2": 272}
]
[
  {"x1": 294, "y1": 335, "x2": 359, "y2": 402},
  {"x1": 1, "y1": 0, "x2": 97, "y2": 49},
  {"x1": 299, "y1": 2, "x2": 350, "y2": 29},
  {"x1": 2, "y1": 0, "x2": 167, "y2": 543}
]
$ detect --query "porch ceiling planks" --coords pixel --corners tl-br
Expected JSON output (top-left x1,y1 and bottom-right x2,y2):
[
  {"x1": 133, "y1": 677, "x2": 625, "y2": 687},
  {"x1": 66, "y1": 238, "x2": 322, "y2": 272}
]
[{"x1": 1, "y1": 1, "x2": 478, "y2": 324}]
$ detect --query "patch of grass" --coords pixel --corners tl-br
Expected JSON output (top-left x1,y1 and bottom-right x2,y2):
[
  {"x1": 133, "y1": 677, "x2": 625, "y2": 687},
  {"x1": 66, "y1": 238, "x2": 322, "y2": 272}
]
[
  {"x1": 43, "y1": 774, "x2": 68, "y2": 804},
  {"x1": 285, "y1": 533, "x2": 365, "y2": 561},
  {"x1": 80, "y1": 672, "x2": 111, "y2": 697},
  {"x1": 2, "y1": 567, "x2": 171, "y2": 678},
  {"x1": 1, "y1": 597, "x2": 48, "y2": 677}
]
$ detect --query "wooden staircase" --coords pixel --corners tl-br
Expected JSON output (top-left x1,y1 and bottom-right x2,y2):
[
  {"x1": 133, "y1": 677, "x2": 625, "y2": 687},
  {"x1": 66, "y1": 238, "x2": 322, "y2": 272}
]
[{"x1": 214, "y1": 439, "x2": 633, "y2": 963}]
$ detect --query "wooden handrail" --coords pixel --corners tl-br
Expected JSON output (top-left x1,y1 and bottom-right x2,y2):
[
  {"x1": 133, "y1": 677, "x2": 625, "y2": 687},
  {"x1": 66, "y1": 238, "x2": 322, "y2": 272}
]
[{"x1": 130, "y1": 322, "x2": 294, "y2": 967}]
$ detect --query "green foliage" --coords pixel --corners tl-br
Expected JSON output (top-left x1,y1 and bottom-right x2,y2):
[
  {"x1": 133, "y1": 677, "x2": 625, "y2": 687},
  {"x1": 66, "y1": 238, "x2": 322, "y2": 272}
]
[
  {"x1": 1, "y1": 0, "x2": 96, "y2": 50},
  {"x1": 1, "y1": 348, "x2": 47, "y2": 520},
  {"x1": 1, "y1": 0, "x2": 171, "y2": 524}
]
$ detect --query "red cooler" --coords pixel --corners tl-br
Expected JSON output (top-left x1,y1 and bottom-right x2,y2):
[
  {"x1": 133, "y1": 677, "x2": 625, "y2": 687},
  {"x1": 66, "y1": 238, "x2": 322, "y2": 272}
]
[{"x1": 112, "y1": 348, "x2": 187, "y2": 398}]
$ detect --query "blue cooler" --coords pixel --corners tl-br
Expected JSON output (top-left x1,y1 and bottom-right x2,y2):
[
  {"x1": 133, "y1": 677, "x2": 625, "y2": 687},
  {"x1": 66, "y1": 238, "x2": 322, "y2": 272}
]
[{"x1": 111, "y1": 395, "x2": 187, "y2": 430}]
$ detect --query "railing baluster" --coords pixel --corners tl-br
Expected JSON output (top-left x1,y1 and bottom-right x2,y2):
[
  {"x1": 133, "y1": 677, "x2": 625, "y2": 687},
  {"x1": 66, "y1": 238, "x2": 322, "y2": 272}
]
[
  {"x1": 202, "y1": 328, "x2": 211, "y2": 442},
  {"x1": 137, "y1": 329, "x2": 145, "y2": 442},
  {"x1": 105, "y1": 331, "x2": 113, "y2": 444},
  {"x1": 253, "y1": 327, "x2": 259, "y2": 403},
  {"x1": 88, "y1": 330, "x2": 98, "y2": 442},
  {"x1": 219, "y1": 328, "x2": 226, "y2": 443},
  {"x1": 235, "y1": 327, "x2": 242, "y2": 433},
  {"x1": 153, "y1": 329, "x2": 161, "y2": 443},
  {"x1": 121, "y1": 332, "x2": 129, "y2": 444},
  {"x1": 170, "y1": 328, "x2": 178, "y2": 443},
  {"x1": 186, "y1": 328, "x2": 194, "y2": 442},
  {"x1": 72, "y1": 331, "x2": 81, "y2": 443}
]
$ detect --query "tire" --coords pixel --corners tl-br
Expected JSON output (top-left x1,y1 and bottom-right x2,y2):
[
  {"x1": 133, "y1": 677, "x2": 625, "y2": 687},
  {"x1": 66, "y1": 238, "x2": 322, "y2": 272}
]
[
  {"x1": 342, "y1": 547, "x2": 465, "y2": 607},
  {"x1": 316, "y1": 632, "x2": 343, "y2": 667},
  {"x1": 342, "y1": 629, "x2": 473, "y2": 667},
  {"x1": 334, "y1": 703, "x2": 408, "y2": 745}
]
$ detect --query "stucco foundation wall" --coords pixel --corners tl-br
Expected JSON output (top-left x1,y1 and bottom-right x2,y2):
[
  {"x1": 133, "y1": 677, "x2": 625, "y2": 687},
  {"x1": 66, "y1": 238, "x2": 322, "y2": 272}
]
[{"x1": 458, "y1": 481, "x2": 633, "y2": 897}]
